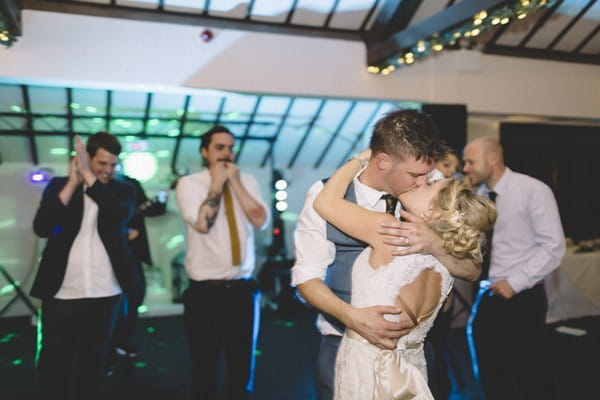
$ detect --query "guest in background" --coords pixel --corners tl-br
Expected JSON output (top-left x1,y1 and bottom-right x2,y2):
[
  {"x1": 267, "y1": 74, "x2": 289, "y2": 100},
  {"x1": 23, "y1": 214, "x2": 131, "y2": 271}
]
[
  {"x1": 176, "y1": 126, "x2": 268, "y2": 400},
  {"x1": 435, "y1": 144, "x2": 460, "y2": 179},
  {"x1": 426, "y1": 144, "x2": 462, "y2": 399},
  {"x1": 463, "y1": 137, "x2": 565, "y2": 400},
  {"x1": 109, "y1": 176, "x2": 167, "y2": 360},
  {"x1": 31, "y1": 132, "x2": 136, "y2": 400}
]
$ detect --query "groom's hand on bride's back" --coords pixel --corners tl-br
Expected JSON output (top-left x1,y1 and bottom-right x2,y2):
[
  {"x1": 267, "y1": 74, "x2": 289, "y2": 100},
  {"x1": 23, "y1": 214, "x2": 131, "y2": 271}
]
[{"x1": 346, "y1": 305, "x2": 413, "y2": 350}]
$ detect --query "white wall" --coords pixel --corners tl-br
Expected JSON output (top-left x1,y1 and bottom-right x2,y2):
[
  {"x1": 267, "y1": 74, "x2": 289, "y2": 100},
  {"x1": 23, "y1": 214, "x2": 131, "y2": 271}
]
[{"x1": 1, "y1": 10, "x2": 598, "y2": 119}]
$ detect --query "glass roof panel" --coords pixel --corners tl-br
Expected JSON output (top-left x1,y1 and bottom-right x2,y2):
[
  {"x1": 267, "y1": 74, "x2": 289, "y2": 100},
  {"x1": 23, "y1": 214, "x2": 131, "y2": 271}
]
[
  {"x1": 236, "y1": 139, "x2": 270, "y2": 166},
  {"x1": 0, "y1": 117, "x2": 27, "y2": 131},
  {"x1": 271, "y1": 124, "x2": 307, "y2": 169},
  {"x1": 221, "y1": 93, "x2": 260, "y2": 123},
  {"x1": 0, "y1": 136, "x2": 31, "y2": 163},
  {"x1": 248, "y1": 115, "x2": 281, "y2": 138},
  {"x1": 33, "y1": 116, "x2": 68, "y2": 132},
  {"x1": 109, "y1": 118, "x2": 145, "y2": 135},
  {"x1": 251, "y1": 0, "x2": 295, "y2": 22},
  {"x1": 73, "y1": 117, "x2": 108, "y2": 133},
  {"x1": 164, "y1": 0, "x2": 206, "y2": 13},
  {"x1": 337, "y1": 101, "x2": 380, "y2": 140},
  {"x1": 177, "y1": 137, "x2": 203, "y2": 173},
  {"x1": 28, "y1": 86, "x2": 68, "y2": 115},
  {"x1": 188, "y1": 93, "x2": 225, "y2": 116},
  {"x1": 118, "y1": 0, "x2": 158, "y2": 10},
  {"x1": 207, "y1": 0, "x2": 248, "y2": 17},
  {"x1": 71, "y1": 88, "x2": 107, "y2": 117},
  {"x1": 319, "y1": 134, "x2": 356, "y2": 168},
  {"x1": 329, "y1": 0, "x2": 376, "y2": 30},
  {"x1": 37, "y1": 136, "x2": 72, "y2": 164},
  {"x1": 112, "y1": 90, "x2": 148, "y2": 118},
  {"x1": 150, "y1": 93, "x2": 188, "y2": 119},
  {"x1": 0, "y1": 84, "x2": 24, "y2": 113},
  {"x1": 183, "y1": 120, "x2": 215, "y2": 136},
  {"x1": 147, "y1": 118, "x2": 181, "y2": 136},
  {"x1": 292, "y1": 0, "x2": 336, "y2": 26}
]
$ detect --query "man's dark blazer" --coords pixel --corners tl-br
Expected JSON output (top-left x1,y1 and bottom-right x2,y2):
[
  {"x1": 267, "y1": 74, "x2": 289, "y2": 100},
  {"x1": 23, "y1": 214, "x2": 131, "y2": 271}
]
[{"x1": 30, "y1": 177, "x2": 138, "y2": 300}]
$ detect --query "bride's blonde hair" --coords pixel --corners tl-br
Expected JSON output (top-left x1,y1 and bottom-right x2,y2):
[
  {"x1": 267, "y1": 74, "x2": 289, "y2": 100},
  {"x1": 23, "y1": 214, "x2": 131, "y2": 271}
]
[{"x1": 429, "y1": 180, "x2": 497, "y2": 262}]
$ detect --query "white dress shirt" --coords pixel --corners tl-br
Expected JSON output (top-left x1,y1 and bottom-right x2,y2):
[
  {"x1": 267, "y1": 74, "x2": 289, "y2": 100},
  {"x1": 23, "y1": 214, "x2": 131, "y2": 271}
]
[
  {"x1": 55, "y1": 189, "x2": 121, "y2": 299},
  {"x1": 176, "y1": 169, "x2": 266, "y2": 281},
  {"x1": 485, "y1": 168, "x2": 566, "y2": 293},
  {"x1": 292, "y1": 170, "x2": 399, "y2": 335}
]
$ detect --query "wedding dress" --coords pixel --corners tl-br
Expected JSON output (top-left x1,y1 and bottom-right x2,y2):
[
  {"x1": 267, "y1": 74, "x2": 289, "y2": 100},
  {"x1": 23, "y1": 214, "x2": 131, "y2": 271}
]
[{"x1": 334, "y1": 248, "x2": 453, "y2": 400}]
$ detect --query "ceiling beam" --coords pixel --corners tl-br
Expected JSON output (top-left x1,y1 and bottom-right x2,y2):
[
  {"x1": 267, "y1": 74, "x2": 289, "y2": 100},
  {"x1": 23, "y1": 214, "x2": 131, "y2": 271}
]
[
  {"x1": 20, "y1": 85, "x2": 38, "y2": 165},
  {"x1": 367, "y1": 0, "x2": 509, "y2": 65},
  {"x1": 547, "y1": 0, "x2": 596, "y2": 50},
  {"x1": 483, "y1": 44, "x2": 600, "y2": 65},
  {"x1": 287, "y1": 100, "x2": 326, "y2": 168},
  {"x1": 364, "y1": 0, "x2": 423, "y2": 43},
  {"x1": 22, "y1": 0, "x2": 362, "y2": 42},
  {"x1": 518, "y1": 0, "x2": 563, "y2": 48},
  {"x1": 0, "y1": 0, "x2": 22, "y2": 35}
]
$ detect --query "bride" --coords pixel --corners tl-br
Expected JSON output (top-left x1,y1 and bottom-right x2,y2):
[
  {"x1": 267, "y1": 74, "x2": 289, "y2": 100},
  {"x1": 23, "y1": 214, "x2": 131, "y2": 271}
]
[{"x1": 313, "y1": 149, "x2": 496, "y2": 400}]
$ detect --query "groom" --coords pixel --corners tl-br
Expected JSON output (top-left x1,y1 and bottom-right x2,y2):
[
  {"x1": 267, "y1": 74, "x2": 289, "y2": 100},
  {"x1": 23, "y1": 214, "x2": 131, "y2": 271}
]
[{"x1": 291, "y1": 109, "x2": 480, "y2": 399}]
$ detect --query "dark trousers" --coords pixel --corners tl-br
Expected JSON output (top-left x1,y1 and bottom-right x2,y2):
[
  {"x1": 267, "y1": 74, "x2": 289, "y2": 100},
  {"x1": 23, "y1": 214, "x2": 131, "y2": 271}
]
[
  {"x1": 112, "y1": 262, "x2": 145, "y2": 351},
  {"x1": 37, "y1": 295, "x2": 121, "y2": 400},
  {"x1": 425, "y1": 307, "x2": 452, "y2": 399},
  {"x1": 473, "y1": 284, "x2": 555, "y2": 400},
  {"x1": 183, "y1": 279, "x2": 260, "y2": 400},
  {"x1": 316, "y1": 334, "x2": 342, "y2": 400}
]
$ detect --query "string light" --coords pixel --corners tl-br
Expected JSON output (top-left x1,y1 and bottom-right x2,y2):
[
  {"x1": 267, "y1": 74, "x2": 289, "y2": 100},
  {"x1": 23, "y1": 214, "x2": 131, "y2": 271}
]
[
  {"x1": 367, "y1": 0, "x2": 555, "y2": 75},
  {"x1": 0, "y1": 18, "x2": 17, "y2": 47}
]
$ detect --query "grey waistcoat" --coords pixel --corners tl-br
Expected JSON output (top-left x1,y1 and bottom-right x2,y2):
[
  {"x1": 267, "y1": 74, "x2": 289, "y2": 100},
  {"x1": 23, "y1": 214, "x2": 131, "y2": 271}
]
[{"x1": 323, "y1": 180, "x2": 368, "y2": 334}]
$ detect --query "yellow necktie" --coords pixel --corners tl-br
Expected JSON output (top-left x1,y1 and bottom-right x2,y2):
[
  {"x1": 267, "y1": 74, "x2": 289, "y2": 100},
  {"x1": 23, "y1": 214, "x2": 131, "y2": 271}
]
[{"x1": 222, "y1": 185, "x2": 241, "y2": 266}]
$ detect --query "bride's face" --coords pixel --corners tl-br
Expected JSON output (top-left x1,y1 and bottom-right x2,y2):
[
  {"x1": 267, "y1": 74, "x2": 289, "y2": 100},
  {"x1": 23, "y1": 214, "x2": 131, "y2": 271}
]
[{"x1": 398, "y1": 179, "x2": 449, "y2": 217}]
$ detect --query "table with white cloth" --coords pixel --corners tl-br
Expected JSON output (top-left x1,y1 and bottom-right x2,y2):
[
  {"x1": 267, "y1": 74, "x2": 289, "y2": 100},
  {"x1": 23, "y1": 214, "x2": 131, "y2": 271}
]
[{"x1": 545, "y1": 247, "x2": 600, "y2": 323}]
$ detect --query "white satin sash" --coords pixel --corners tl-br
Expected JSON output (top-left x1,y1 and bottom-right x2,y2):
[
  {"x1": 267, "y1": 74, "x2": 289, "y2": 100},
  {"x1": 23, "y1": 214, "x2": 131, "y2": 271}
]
[{"x1": 346, "y1": 330, "x2": 433, "y2": 400}]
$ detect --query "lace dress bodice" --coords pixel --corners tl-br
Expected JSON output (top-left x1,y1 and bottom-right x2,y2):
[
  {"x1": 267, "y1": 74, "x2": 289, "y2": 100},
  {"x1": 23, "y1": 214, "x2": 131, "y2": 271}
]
[{"x1": 334, "y1": 247, "x2": 454, "y2": 400}]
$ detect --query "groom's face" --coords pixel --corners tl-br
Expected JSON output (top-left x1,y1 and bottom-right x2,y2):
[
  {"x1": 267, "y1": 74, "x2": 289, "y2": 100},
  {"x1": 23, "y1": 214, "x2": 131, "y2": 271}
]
[{"x1": 384, "y1": 155, "x2": 434, "y2": 198}]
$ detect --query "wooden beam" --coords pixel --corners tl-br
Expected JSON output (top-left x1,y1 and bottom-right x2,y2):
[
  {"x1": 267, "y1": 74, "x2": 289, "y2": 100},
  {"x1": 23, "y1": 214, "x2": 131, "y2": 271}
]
[
  {"x1": 484, "y1": 44, "x2": 600, "y2": 65},
  {"x1": 367, "y1": 0, "x2": 509, "y2": 64},
  {"x1": 364, "y1": 0, "x2": 422, "y2": 43},
  {"x1": 22, "y1": 0, "x2": 362, "y2": 42},
  {"x1": 0, "y1": 0, "x2": 22, "y2": 35}
]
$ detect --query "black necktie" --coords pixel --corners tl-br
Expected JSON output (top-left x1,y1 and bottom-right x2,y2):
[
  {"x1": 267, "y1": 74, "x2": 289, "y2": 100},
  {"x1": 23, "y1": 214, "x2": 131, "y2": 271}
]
[
  {"x1": 380, "y1": 194, "x2": 398, "y2": 216},
  {"x1": 480, "y1": 191, "x2": 497, "y2": 280}
]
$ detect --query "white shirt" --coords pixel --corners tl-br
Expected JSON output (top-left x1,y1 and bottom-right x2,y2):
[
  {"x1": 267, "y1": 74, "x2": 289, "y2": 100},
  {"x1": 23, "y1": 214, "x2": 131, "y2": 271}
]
[
  {"x1": 176, "y1": 169, "x2": 266, "y2": 281},
  {"x1": 55, "y1": 189, "x2": 121, "y2": 299},
  {"x1": 291, "y1": 171, "x2": 399, "y2": 335},
  {"x1": 485, "y1": 168, "x2": 566, "y2": 293}
]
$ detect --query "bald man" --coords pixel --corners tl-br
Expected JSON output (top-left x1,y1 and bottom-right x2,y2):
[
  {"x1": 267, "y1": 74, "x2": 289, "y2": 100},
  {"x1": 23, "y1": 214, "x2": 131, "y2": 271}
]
[{"x1": 463, "y1": 137, "x2": 565, "y2": 400}]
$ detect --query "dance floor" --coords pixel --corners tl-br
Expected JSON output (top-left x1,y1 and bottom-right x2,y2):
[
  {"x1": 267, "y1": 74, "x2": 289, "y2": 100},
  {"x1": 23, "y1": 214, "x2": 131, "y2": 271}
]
[{"x1": 0, "y1": 301, "x2": 598, "y2": 400}]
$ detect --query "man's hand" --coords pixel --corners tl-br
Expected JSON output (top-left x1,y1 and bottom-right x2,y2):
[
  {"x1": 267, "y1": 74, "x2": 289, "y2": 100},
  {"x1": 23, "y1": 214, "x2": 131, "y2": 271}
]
[
  {"x1": 74, "y1": 135, "x2": 97, "y2": 186},
  {"x1": 74, "y1": 135, "x2": 90, "y2": 174},
  {"x1": 209, "y1": 161, "x2": 229, "y2": 189},
  {"x1": 378, "y1": 210, "x2": 443, "y2": 257},
  {"x1": 490, "y1": 279, "x2": 516, "y2": 300},
  {"x1": 66, "y1": 157, "x2": 82, "y2": 187},
  {"x1": 225, "y1": 162, "x2": 240, "y2": 183},
  {"x1": 346, "y1": 306, "x2": 413, "y2": 350}
]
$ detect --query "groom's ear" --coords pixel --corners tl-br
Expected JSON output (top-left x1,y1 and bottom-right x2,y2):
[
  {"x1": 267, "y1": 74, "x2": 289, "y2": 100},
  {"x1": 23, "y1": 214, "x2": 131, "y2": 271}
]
[{"x1": 375, "y1": 152, "x2": 392, "y2": 172}]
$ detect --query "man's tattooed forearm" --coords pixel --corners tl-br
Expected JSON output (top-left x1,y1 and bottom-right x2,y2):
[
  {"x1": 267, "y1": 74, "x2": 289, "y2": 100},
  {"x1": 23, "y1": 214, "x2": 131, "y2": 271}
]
[{"x1": 201, "y1": 190, "x2": 222, "y2": 229}]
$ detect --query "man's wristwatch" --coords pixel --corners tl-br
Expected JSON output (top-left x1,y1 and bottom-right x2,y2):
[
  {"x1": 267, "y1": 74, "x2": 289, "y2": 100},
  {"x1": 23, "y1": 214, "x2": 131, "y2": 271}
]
[{"x1": 349, "y1": 154, "x2": 368, "y2": 168}]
